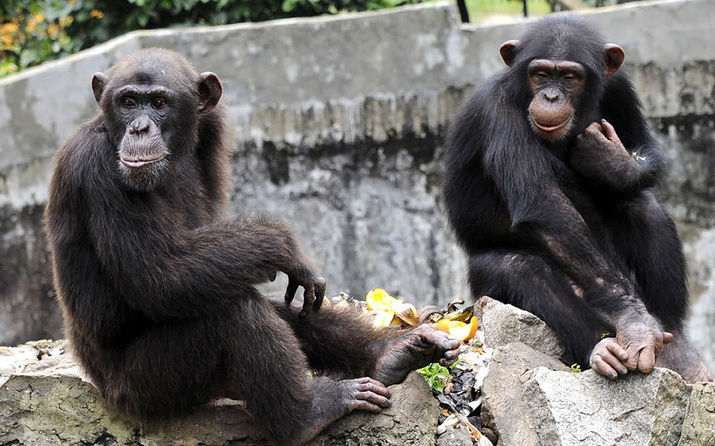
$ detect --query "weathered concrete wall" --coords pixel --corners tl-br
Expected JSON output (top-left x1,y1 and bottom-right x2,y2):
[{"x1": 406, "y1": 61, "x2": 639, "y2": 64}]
[{"x1": 1, "y1": 0, "x2": 713, "y2": 369}]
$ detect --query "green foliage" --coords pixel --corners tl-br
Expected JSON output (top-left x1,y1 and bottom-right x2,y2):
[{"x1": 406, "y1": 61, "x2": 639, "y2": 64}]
[
  {"x1": 571, "y1": 363, "x2": 582, "y2": 373},
  {"x1": 416, "y1": 360, "x2": 459, "y2": 392},
  {"x1": 1, "y1": 0, "x2": 420, "y2": 77},
  {"x1": 417, "y1": 362, "x2": 451, "y2": 392}
]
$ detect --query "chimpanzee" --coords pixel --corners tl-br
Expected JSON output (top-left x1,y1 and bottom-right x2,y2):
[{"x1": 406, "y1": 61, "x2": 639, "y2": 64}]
[
  {"x1": 44, "y1": 48, "x2": 460, "y2": 445},
  {"x1": 444, "y1": 16, "x2": 711, "y2": 382}
]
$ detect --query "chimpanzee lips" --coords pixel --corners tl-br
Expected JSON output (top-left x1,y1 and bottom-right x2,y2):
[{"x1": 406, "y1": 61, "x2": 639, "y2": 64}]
[
  {"x1": 120, "y1": 153, "x2": 167, "y2": 168},
  {"x1": 532, "y1": 118, "x2": 570, "y2": 133}
]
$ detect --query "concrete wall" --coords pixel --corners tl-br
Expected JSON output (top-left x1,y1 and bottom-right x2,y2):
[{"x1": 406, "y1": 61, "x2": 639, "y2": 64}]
[{"x1": 1, "y1": 0, "x2": 713, "y2": 368}]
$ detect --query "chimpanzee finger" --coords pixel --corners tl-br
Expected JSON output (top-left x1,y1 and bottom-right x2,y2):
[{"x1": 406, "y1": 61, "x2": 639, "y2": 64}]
[
  {"x1": 285, "y1": 278, "x2": 299, "y2": 304},
  {"x1": 355, "y1": 391, "x2": 392, "y2": 409},
  {"x1": 312, "y1": 276, "x2": 326, "y2": 312},
  {"x1": 300, "y1": 284, "x2": 316, "y2": 318},
  {"x1": 600, "y1": 119, "x2": 623, "y2": 146},
  {"x1": 591, "y1": 355, "x2": 619, "y2": 380},
  {"x1": 349, "y1": 400, "x2": 385, "y2": 413},
  {"x1": 584, "y1": 121, "x2": 603, "y2": 135},
  {"x1": 599, "y1": 349, "x2": 628, "y2": 375},
  {"x1": 637, "y1": 346, "x2": 656, "y2": 373},
  {"x1": 357, "y1": 378, "x2": 391, "y2": 399},
  {"x1": 605, "y1": 341, "x2": 629, "y2": 364}
]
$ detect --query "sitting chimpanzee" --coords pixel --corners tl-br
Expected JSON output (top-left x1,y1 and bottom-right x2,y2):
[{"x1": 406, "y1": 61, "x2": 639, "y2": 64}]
[
  {"x1": 45, "y1": 48, "x2": 460, "y2": 445},
  {"x1": 444, "y1": 16, "x2": 711, "y2": 382}
]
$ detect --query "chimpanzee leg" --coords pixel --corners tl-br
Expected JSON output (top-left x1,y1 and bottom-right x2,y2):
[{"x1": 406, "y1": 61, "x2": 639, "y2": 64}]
[
  {"x1": 269, "y1": 296, "x2": 385, "y2": 377},
  {"x1": 468, "y1": 250, "x2": 615, "y2": 364},
  {"x1": 606, "y1": 190, "x2": 711, "y2": 381},
  {"x1": 269, "y1": 297, "x2": 461, "y2": 386},
  {"x1": 607, "y1": 190, "x2": 688, "y2": 331},
  {"x1": 107, "y1": 295, "x2": 391, "y2": 443}
]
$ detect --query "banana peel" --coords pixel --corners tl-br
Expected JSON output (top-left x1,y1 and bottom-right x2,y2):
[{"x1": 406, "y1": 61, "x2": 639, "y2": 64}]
[{"x1": 434, "y1": 316, "x2": 478, "y2": 342}]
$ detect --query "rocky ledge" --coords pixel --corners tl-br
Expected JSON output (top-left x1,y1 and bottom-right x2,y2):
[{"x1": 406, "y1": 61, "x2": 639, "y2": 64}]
[{"x1": 1, "y1": 297, "x2": 713, "y2": 446}]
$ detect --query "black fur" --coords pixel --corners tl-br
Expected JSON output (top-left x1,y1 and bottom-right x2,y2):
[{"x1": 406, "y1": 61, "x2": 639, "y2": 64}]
[
  {"x1": 44, "y1": 49, "x2": 398, "y2": 443},
  {"x1": 444, "y1": 16, "x2": 688, "y2": 365}
]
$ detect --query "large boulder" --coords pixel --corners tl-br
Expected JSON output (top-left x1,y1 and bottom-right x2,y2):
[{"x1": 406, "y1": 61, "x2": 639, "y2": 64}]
[
  {"x1": 474, "y1": 296, "x2": 568, "y2": 362},
  {"x1": 677, "y1": 382, "x2": 715, "y2": 446},
  {"x1": 476, "y1": 297, "x2": 708, "y2": 446},
  {"x1": 0, "y1": 341, "x2": 439, "y2": 446},
  {"x1": 524, "y1": 367, "x2": 689, "y2": 446}
]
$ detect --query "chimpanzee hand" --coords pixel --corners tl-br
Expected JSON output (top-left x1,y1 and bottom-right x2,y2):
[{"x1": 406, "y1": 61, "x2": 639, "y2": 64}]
[
  {"x1": 613, "y1": 314, "x2": 673, "y2": 375},
  {"x1": 284, "y1": 263, "x2": 326, "y2": 318},
  {"x1": 571, "y1": 120, "x2": 635, "y2": 182},
  {"x1": 591, "y1": 310, "x2": 674, "y2": 380}
]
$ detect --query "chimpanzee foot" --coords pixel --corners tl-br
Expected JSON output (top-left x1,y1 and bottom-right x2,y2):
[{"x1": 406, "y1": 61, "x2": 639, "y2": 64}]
[
  {"x1": 683, "y1": 361, "x2": 713, "y2": 383},
  {"x1": 658, "y1": 358, "x2": 713, "y2": 383},
  {"x1": 653, "y1": 333, "x2": 713, "y2": 383},
  {"x1": 287, "y1": 376, "x2": 391, "y2": 445},
  {"x1": 373, "y1": 325, "x2": 461, "y2": 386}
]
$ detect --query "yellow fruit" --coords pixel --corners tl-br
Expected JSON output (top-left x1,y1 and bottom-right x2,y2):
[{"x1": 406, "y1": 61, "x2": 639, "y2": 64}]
[
  {"x1": 366, "y1": 288, "x2": 401, "y2": 312},
  {"x1": 433, "y1": 316, "x2": 478, "y2": 342}
]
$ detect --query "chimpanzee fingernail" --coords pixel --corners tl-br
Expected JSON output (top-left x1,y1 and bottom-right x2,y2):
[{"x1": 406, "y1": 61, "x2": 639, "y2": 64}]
[
  {"x1": 610, "y1": 372, "x2": 617, "y2": 379},
  {"x1": 620, "y1": 368, "x2": 628, "y2": 375},
  {"x1": 621, "y1": 354, "x2": 628, "y2": 360},
  {"x1": 601, "y1": 119, "x2": 608, "y2": 124}
]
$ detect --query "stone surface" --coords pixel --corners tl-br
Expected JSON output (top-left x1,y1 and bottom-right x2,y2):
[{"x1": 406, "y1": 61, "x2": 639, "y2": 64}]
[
  {"x1": 481, "y1": 342, "x2": 570, "y2": 446},
  {"x1": 0, "y1": 0, "x2": 713, "y2": 377},
  {"x1": 474, "y1": 296, "x2": 568, "y2": 362},
  {"x1": 677, "y1": 382, "x2": 715, "y2": 446},
  {"x1": 524, "y1": 367, "x2": 690, "y2": 446},
  {"x1": 435, "y1": 426, "x2": 473, "y2": 446},
  {"x1": 0, "y1": 341, "x2": 439, "y2": 446}
]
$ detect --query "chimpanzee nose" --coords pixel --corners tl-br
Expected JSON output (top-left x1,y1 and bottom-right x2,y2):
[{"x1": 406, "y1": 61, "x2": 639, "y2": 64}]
[
  {"x1": 544, "y1": 91, "x2": 559, "y2": 102},
  {"x1": 129, "y1": 116, "x2": 151, "y2": 134}
]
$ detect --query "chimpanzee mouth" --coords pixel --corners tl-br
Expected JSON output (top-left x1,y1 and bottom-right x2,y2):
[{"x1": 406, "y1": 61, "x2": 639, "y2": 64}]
[
  {"x1": 532, "y1": 118, "x2": 570, "y2": 133},
  {"x1": 120, "y1": 153, "x2": 167, "y2": 169}
]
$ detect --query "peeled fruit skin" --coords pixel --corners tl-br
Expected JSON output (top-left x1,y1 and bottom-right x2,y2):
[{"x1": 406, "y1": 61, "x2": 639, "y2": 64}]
[
  {"x1": 433, "y1": 316, "x2": 478, "y2": 342},
  {"x1": 395, "y1": 303, "x2": 419, "y2": 326}
]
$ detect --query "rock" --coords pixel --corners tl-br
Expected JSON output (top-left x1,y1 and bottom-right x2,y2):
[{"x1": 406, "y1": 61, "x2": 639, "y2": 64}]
[
  {"x1": 474, "y1": 296, "x2": 569, "y2": 362},
  {"x1": 435, "y1": 426, "x2": 473, "y2": 446},
  {"x1": 308, "y1": 372, "x2": 440, "y2": 446},
  {"x1": 524, "y1": 367, "x2": 691, "y2": 446},
  {"x1": 481, "y1": 342, "x2": 570, "y2": 446},
  {"x1": 677, "y1": 382, "x2": 715, "y2": 446},
  {"x1": 0, "y1": 341, "x2": 439, "y2": 446}
]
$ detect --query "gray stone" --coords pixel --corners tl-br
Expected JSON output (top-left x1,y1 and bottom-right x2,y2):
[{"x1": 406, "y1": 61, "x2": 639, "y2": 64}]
[
  {"x1": 524, "y1": 367, "x2": 690, "y2": 446},
  {"x1": 678, "y1": 382, "x2": 715, "y2": 446},
  {"x1": 0, "y1": 0, "x2": 713, "y2": 376},
  {"x1": 474, "y1": 296, "x2": 568, "y2": 362},
  {"x1": 0, "y1": 342, "x2": 438, "y2": 446},
  {"x1": 481, "y1": 342, "x2": 570, "y2": 446},
  {"x1": 436, "y1": 426, "x2": 473, "y2": 446}
]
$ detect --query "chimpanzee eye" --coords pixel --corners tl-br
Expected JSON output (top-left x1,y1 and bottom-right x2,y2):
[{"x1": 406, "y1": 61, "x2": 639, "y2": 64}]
[
  {"x1": 121, "y1": 97, "x2": 137, "y2": 108},
  {"x1": 537, "y1": 71, "x2": 548, "y2": 79},
  {"x1": 152, "y1": 97, "x2": 167, "y2": 109}
]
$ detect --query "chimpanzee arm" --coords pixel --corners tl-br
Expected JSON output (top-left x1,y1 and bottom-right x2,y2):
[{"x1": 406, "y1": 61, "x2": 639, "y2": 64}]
[
  {"x1": 481, "y1": 102, "x2": 663, "y2": 326},
  {"x1": 569, "y1": 73, "x2": 664, "y2": 194},
  {"x1": 89, "y1": 207, "x2": 323, "y2": 320},
  {"x1": 59, "y1": 143, "x2": 323, "y2": 321}
]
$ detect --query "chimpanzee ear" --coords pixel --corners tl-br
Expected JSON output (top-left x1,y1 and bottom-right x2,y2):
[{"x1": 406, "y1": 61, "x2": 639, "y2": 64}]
[
  {"x1": 91, "y1": 72, "x2": 108, "y2": 105},
  {"x1": 499, "y1": 40, "x2": 521, "y2": 67},
  {"x1": 603, "y1": 43, "x2": 625, "y2": 76},
  {"x1": 197, "y1": 72, "x2": 223, "y2": 113}
]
